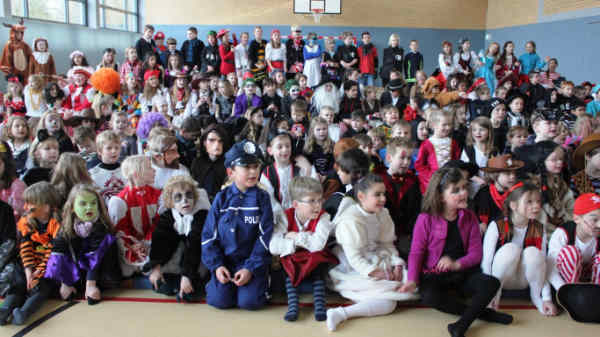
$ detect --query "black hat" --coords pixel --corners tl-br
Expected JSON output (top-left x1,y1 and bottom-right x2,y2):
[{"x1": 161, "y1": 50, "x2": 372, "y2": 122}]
[
  {"x1": 557, "y1": 283, "x2": 600, "y2": 323},
  {"x1": 489, "y1": 98, "x2": 505, "y2": 110},
  {"x1": 442, "y1": 160, "x2": 478, "y2": 178},
  {"x1": 387, "y1": 79, "x2": 405, "y2": 91},
  {"x1": 532, "y1": 107, "x2": 561, "y2": 122},
  {"x1": 506, "y1": 92, "x2": 527, "y2": 106},
  {"x1": 224, "y1": 140, "x2": 264, "y2": 168},
  {"x1": 267, "y1": 130, "x2": 292, "y2": 145}
]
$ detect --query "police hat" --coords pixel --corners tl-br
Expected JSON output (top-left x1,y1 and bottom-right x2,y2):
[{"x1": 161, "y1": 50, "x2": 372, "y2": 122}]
[{"x1": 225, "y1": 140, "x2": 264, "y2": 168}]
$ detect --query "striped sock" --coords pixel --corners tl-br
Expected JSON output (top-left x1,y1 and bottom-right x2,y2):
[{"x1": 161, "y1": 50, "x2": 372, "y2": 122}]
[
  {"x1": 313, "y1": 278, "x2": 326, "y2": 321},
  {"x1": 284, "y1": 277, "x2": 299, "y2": 322}
]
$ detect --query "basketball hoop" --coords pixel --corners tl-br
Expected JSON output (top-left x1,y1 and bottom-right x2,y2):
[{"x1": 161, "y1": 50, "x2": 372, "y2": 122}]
[{"x1": 311, "y1": 9, "x2": 324, "y2": 23}]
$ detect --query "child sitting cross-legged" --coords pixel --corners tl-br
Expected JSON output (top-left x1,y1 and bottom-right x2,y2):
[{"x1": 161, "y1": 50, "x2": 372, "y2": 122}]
[
  {"x1": 269, "y1": 176, "x2": 338, "y2": 321},
  {"x1": 147, "y1": 175, "x2": 211, "y2": 302}
]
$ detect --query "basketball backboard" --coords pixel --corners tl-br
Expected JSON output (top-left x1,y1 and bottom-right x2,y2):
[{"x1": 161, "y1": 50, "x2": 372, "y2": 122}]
[{"x1": 293, "y1": 0, "x2": 341, "y2": 14}]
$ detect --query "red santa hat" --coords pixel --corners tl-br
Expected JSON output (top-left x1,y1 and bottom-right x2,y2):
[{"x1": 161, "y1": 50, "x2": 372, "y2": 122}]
[
  {"x1": 154, "y1": 31, "x2": 165, "y2": 40},
  {"x1": 144, "y1": 70, "x2": 160, "y2": 83},
  {"x1": 574, "y1": 193, "x2": 600, "y2": 216},
  {"x1": 72, "y1": 66, "x2": 91, "y2": 79}
]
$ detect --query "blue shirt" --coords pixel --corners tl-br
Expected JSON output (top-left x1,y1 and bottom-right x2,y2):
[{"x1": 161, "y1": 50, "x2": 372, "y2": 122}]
[
  {"x1": 201, "y1": 183, "x2": 273, "y2": 273},
  {"x1": 587, "y1": 100, "x2": 600, "y2": 118},
  {"x1": 518, "y1": 53, "x2": 546, "y2": 75}
]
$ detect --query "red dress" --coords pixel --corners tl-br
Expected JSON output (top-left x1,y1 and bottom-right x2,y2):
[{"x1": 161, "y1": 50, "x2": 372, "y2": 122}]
[
  {"x1": 62, "y1": 84, "x2": 94, "y2": 112},
  {"x1": 219, "y1": 39, "x2": 238, "y2": 76},
  {"x1": 279, "y1": 208, "x2": 338, "y2": 286},
  {"x1": 414, "y1": 138, "x2": 461, "y2": 193}
]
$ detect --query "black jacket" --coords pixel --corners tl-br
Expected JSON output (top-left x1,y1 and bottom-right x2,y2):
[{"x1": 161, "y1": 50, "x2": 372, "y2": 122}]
[
  {"x1": 180, "y1": 39, "x2": 205, "y2": 69},
  {"x1": 190, "y1": 154, "x2": 227, "y2": 202},
  {"x1": 201, "y1": 43, "x2": 221, "y2": 76},
  {"x1": 335, "y1": 45, "x2": 358, "y2": 70},
  {"x1": 149, "y1": 210, "x2": 207, "y2": 280},
  {"x1": 136, "y1": 38, "x2": 157, "y2": 61},
  {"x1": 285, "y1": 39, "x2": 305, "y2": 72},
  {"x1": 381, "y1": 46, "x2": 404, "y2": 81},
  {"x1": 380, "y1": 91, "x2": 409, "y2": 112}
]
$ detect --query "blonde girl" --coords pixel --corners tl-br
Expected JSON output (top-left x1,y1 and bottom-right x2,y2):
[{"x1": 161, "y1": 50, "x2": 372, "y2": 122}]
[
  {"x1": 22, "y1": 131, "x2": 60, "y2": 185},
  {"x1": 4, "y1": 75, "x2": 25, "y2": 116}
]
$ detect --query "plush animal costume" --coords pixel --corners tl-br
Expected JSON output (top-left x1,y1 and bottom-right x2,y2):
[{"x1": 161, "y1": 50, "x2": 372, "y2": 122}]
[{"x1": 0, "y1": 19, "x2": 32, "y2": 83}]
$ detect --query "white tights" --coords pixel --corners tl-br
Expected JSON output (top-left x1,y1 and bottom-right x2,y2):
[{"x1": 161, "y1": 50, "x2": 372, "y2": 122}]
[
  {"x1": 490, "y1": 243, "x2": 547, "y2": 313},
  {"x1": 326, "y1": 299, "x2": 397, "y2": 331}
]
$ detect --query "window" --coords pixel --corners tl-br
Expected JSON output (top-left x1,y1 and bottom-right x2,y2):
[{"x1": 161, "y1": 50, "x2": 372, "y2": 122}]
[
  {"x1": 98, "y1": 0, "x2": 139, "y2": 32},
  {"x1": 11, "y1": 0, "x2": 87, "y2": 25}
]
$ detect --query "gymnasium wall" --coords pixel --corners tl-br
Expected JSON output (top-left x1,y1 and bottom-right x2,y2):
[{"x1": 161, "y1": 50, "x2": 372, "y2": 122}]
[
  {"x1": 149, "y1": 0, "x2": 487, "y2": 83},
  {"x1": 485, "y1": 0, "x2": 600, "y2": 84}
]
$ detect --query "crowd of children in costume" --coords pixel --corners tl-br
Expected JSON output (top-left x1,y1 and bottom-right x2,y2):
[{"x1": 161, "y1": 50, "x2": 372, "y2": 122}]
[{"x1": 0, "y1": 20, "x2": 599, "y2": 336}]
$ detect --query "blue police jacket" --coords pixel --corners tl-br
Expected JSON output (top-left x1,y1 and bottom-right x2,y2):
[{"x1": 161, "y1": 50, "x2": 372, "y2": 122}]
[{"x1": 201, "y1": 183, "x2": 273, "y2": 273}]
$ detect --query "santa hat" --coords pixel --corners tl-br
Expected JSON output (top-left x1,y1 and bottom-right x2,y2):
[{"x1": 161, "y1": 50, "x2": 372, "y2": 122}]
[
  {"x1": 154, "y1": 31, "x2": 165, "y2": 40},
  {"x1": 574, "y1": 193, "x2": 600, "y2": 216},
  {"x1": 144, "y1": 70, "x2": 160, "y2": 83},
  {"x1": 70, "y1": 50, "x2": 85, "y2": 60},
  {"x1": 72, "y1": 66, "x2": 91, "y2": 79}
]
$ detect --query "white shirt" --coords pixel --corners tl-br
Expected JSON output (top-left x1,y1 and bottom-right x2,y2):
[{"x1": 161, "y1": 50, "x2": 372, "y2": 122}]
[
  {"x1": 152, "y1": 163, "x2": 190, "y2": 189},
  {"x1": 234, "y1": 44, "x2": 249, "y2": 70},
  {"x1": 265, "y1": 43, "x2": 286, "y2": 62}
]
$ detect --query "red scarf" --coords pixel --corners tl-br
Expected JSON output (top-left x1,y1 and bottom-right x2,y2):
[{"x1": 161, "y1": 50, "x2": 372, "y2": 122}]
[
  {"x1": 489, "y1": 183, "x2": 509, "y2": 211},
  {"x1": 176, "y1": 87, "x2": 185, "y2": 102}
]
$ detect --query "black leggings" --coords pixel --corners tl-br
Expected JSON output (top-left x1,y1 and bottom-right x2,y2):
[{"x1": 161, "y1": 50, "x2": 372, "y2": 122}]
[{"x1": 419, "y1": 268, "x2": 500, "y2": 329}]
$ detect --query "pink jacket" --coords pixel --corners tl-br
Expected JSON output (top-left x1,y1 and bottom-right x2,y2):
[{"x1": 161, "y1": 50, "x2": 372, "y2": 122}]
[
  {"x1": 414, "y1": 138, "x2": 461, "y2": 194},
  {"x1": 407, "y1": 209, "x2": 482, "y2": 284}
]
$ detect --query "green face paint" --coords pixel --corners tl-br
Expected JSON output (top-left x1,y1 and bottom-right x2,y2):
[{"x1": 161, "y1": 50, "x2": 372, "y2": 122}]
[{"x1": 74, "y1": 191, "x2": 99, "y2": 222}]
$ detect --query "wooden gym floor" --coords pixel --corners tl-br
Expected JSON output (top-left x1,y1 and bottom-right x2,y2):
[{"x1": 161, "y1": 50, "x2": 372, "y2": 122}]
[{"x1": 1, "y1": 289, "x2": 598, "y2": 337}]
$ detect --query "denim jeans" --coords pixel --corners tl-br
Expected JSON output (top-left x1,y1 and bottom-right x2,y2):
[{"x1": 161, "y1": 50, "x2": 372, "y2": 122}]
[{"x1": 359, "y1": 73, "x2": 375, "y2": 87}]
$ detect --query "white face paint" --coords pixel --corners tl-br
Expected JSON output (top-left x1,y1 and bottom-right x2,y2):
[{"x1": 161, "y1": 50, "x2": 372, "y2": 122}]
[
  {"x1": 290, "y1": 86, "x2": 300, "y2": 99},
  {"x1": 173, "y1": 189, "x2": 195, "y2": 215}
]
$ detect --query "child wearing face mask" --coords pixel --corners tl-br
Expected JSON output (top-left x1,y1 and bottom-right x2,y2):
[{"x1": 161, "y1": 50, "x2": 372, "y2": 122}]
[
  {"x1": 45, "y1": 184, "x2": 120, "y2": 305},
  {"x1": 281, "y1": 79, "x2": 305, "y2": 118},
  {"x1": 233, "y1": 78, "x2": 262, "y2": 119},
  {"x1": 147, "y1": 130, "x2": 190, "y2": 189},
  {"x1": 147, "y1": 175, "x2": 210, "y2": 302}
]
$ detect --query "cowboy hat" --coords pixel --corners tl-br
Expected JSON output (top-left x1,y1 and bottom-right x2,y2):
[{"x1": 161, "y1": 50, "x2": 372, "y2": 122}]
[
  {"x1": 482, "y1": 154, "x2": 524, "y2": 173},
  {"x1": 573, "y1": 133, "x2": 600, "y2": 171}
]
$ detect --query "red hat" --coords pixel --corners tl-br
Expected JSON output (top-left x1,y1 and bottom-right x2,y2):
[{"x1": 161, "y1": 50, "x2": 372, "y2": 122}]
[
  {"x1": 467, "y1": 78, "x2": 487, "y2": 93},
  {"x1": 216, "y1": 29, "x2": 230, "y2": 39},
  {"x1": 144, "y1": 70, "x2": 160, "y2": 83},
  {"x1": 271, "y1": 29, "x2": 281, "y2": 36},
  {"x1": 154, "y1": 31, "x2": 165, "y2": 40},
  {"x1": 73, "y1": 67, "x2": 92, "y2": 79},
  {"x1": 574, "y1": 193, "x2": 600, "y2": 216}
]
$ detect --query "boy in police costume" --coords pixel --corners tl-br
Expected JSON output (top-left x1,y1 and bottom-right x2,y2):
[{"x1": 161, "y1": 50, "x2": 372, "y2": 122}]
[{"x1": 202, "y1": 140, "x2": 274, "y2": 310}]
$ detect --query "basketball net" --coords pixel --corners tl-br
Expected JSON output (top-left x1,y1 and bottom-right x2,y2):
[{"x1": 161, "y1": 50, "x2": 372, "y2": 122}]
[{"x1": 311, "y1": 9, "x2": 324, "y2": 23}]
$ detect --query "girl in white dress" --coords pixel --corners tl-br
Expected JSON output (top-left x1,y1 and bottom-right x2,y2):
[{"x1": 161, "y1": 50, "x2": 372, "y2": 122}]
[{"x1": 326, "y1": 174, "x2": 417, "y2": 331}]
